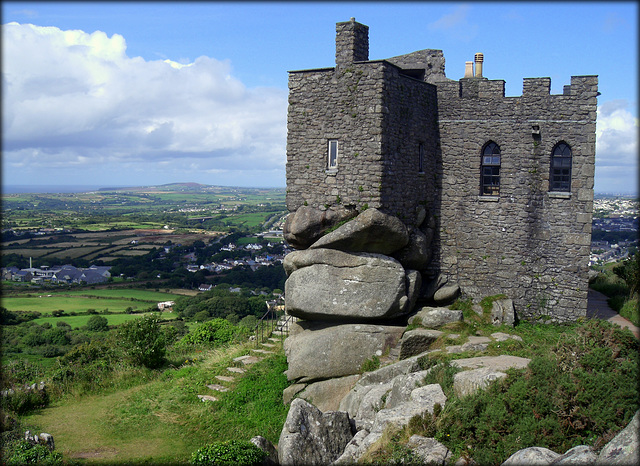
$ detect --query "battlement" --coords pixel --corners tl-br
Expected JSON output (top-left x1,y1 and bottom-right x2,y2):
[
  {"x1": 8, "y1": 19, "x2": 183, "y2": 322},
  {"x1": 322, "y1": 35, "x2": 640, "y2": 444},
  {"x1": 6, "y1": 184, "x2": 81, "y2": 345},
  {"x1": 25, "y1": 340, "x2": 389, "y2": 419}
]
[{"x1": 436, "y1": 75, "x2": 598, "y2": 101}]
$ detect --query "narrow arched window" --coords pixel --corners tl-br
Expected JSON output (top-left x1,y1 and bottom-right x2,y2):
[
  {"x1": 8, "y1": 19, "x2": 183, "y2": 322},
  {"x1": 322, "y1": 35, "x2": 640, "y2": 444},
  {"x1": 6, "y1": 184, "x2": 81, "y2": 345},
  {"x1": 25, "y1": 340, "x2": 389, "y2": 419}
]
[
  {"x1": 481, "y1": 142, "x2": 501, "y2": 196},
  {"x1": 550, "y1": 142, "x2": 572, "y2": 192}
]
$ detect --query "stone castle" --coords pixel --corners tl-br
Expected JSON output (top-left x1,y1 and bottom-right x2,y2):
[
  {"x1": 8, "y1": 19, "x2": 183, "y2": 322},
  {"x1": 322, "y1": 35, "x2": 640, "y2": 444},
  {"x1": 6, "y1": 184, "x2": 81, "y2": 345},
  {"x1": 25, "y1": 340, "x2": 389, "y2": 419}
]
[{"x1": 284, "y1": 18, "x2": 597, "y2": 323}]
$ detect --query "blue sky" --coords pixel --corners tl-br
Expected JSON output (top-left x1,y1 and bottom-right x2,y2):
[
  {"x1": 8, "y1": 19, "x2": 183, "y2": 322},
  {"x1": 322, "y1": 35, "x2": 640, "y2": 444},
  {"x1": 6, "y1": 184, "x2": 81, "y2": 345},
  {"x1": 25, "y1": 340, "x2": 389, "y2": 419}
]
[{"x1": 2, "y1": 1, "x2": 638, "y2": 194}]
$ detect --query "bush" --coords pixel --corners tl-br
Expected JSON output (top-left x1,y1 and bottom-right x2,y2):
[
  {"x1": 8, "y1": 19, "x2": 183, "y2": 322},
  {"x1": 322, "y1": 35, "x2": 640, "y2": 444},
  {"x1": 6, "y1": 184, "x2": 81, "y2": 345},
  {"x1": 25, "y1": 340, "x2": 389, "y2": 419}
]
[
  {"x1": 0, "y1": 386, "x2": 49, "y2": 415},
  {"x1": 2, "y1": 440, "x2": 63, "y2": 465},
  {"x1": 118, "y1": 315, "x2": 166, "y2": 368},
  {"x1": 191, "y1": 440, "x2": 266, "y2": 465},
  {"x1": 87, "y1": 315, "x2": 109, "y2": 331},
  {"x1": 178, "y1": 318, "x2": 238, "y2": 347},
  {"x1": 433, "y1": 320, "x2": 639, "y2": 464}
]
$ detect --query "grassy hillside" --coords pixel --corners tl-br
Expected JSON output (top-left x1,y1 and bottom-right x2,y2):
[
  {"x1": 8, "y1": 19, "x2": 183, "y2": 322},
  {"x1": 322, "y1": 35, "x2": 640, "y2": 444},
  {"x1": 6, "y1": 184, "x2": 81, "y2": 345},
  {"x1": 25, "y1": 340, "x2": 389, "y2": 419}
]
[{"x1": 4, "y1": 341, "x2": 290, "y2": 464}]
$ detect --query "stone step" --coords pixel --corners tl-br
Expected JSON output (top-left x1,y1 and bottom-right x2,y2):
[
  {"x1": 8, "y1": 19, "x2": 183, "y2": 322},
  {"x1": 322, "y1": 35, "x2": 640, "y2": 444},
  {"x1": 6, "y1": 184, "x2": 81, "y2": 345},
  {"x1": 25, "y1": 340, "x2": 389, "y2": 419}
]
[
  {"x1": 238, "y1": 356, "x2": 262, "y2": 365},
  {"x1": 268, "y1": 337, "x2": 282, "y2": 342},
  {"x1": 227, "y1": 367, "x2": 246, "y2": 374},
  {"x1": 252, "y1": 349, "x2": 275, "y2": 354},
  {"x1": 206, "y1": 384, "x2": 229, "y2": 392},
  {"x1": 197, "y1": 394, "x2": 218, "y2": 402},
  {"x1": 261, "y1": 343, "x2": 276, "y2": 348},
  {"x1": 233, "y1": 355, "x2": 253, "y2": 362},
  {"x1": 215, "y1": 375, "x2": 235, "y2": 383}
]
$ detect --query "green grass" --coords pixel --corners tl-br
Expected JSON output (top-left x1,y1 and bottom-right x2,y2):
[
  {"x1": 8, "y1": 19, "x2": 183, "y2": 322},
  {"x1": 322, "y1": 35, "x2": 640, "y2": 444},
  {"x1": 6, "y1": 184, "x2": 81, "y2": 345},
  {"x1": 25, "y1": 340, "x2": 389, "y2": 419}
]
[
  {"x1": 619, "y1": 297, "x2": 639, "y2": 326},
  {"x1": 30, "y1": 312, "x2": 176, "y2": 328},
  {"x1": 48, "y1": 289, "x2": 182, "y2": 301},
  {"x1": 20, "y1": 343, "x2": 290, "y2": 463},
  {"x1": 1, "y1": 296, "x2": 153, "y2": 314}
]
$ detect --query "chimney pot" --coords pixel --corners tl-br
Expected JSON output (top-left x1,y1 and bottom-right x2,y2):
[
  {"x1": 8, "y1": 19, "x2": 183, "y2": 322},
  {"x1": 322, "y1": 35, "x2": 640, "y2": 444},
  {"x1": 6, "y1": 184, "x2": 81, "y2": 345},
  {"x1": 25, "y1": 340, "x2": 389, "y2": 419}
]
[
  {"x1": 474, "y1": 52, "x2": 484, "y2": 78},
  {"x1": 464, "y1": 61, "x2": 474, "y2": 78}
]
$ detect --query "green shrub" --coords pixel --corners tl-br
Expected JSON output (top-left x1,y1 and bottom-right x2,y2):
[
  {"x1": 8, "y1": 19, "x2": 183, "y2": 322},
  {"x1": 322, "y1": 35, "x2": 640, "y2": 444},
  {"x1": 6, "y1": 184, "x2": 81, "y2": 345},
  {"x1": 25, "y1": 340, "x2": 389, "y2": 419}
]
[
  {"x1": 421, "y1": 361, "x2": 460, "y2": 398},
  {"x1": 118, "y1": 314, "x2": 167, "y2": 368},
  {"x1": 0, "y1": 386, "x2": 49, "y2": 415},
  {"x1": 178, "y1": 318, "x2": 238, "y2": 347},
  {"x1": 360, "y1": 355, "x2": 381, "y2": 373},
  {"x1": 433, "y1": 320, "x2": 639, "y2": 464},
  {"x1": 2, "y1": 440, "x2": 63, "y2": 465},
  {"x1": 86, "y1": 315, "x2": 108, "y2": 331},
  {"x1": 190, "y1": 440, "x2": 266, "y2": 465}
]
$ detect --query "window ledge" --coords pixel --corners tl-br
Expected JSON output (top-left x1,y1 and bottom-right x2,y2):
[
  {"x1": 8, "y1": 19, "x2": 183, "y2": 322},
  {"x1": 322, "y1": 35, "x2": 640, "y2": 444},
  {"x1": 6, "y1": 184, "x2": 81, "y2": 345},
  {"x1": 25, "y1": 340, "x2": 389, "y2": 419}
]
[
  {"x1": 478, "y1": 196, "x2": 499, "y2": 202},
  {"x1": 325, "y1": 169, "x2": 338, "y2": 176},
  {"x1": 548, "y1": 191, "x2": 571, "y2": 199}
]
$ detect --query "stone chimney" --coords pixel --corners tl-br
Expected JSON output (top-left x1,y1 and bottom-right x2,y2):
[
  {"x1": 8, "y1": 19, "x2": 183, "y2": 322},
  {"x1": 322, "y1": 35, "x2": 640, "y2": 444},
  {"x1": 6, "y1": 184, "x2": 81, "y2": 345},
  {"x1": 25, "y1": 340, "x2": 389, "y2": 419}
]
[{"x1": 336, "y1": 18, "x2": 369, "y2": 68}]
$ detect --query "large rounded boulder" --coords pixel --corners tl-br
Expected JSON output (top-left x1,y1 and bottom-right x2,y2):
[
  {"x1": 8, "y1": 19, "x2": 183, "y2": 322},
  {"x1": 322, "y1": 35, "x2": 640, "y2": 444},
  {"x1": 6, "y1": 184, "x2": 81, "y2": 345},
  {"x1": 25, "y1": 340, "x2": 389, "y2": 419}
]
[{"x1": 284, "y1": 248, "x2": 413, "y2": 322}]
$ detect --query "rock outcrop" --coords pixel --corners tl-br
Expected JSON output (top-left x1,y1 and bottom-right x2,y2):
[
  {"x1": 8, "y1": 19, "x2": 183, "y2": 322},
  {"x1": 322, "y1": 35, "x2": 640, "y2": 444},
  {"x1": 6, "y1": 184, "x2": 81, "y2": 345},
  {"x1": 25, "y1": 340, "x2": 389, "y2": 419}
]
[
  {"x1": 283, "y1": 206, "x2": 356, "y2": 250},
  {"x1": 281, "y1": 207, "x2": 437, "y2": 388},
  {"x1": 278, "y1": 398, "x2": 355, "y2": 465},
  {"x1": 284, "y1": 321, "x2": 405, "y2": 382},
  {"x1": 284, "y1": 249, "x2": 414, "y2": 321},
  {"x1": 308, "y1": 208, "x2": 409, "y2": 255}
]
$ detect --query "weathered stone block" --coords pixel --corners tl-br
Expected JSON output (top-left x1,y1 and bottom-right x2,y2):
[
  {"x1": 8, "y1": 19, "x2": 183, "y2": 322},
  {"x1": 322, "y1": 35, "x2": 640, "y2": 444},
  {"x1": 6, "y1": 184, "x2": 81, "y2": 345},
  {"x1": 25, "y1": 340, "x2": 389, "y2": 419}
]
[
  {"x1": 309, "y1": 208, "x2": 409, "y2": 255},
  {"x1": 278, "y1": 398, "x2": 355, "y2": 466},
  {"x1": 284, "y1": 249, "x2": 409, "y2": 321},
  {"x1": 398, "y1": 329, "x2": 444, "y2": 359},
  {"x1": 284, "y1": 321, "x2": 405, "y2": 382}
]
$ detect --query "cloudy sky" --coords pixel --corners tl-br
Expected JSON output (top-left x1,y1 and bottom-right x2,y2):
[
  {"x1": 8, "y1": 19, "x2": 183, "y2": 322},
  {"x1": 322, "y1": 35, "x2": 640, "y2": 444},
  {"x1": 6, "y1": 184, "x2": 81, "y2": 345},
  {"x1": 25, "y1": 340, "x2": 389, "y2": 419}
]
[{"x1": 2, "y1": 1, "x2": 638, "y2": 194}]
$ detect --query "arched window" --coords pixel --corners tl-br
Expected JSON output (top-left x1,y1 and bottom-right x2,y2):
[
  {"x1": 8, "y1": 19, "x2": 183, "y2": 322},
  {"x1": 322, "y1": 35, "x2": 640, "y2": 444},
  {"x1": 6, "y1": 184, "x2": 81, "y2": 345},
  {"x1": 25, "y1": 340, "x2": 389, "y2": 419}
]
[
  {"x1": 481, "y1": 142, "x2": 501, "y2": 196},
  {"x1": 550, "y1": 142, "x2": 572, "y2": 192}
]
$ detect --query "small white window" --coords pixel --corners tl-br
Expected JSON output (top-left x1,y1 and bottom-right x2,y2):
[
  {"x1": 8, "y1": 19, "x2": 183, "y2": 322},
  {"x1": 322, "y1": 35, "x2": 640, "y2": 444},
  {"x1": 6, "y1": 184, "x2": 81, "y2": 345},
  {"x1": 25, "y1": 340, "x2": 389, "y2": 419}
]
[{"x1": 328, "y1": 140, "x2": 338, "y2": 169}]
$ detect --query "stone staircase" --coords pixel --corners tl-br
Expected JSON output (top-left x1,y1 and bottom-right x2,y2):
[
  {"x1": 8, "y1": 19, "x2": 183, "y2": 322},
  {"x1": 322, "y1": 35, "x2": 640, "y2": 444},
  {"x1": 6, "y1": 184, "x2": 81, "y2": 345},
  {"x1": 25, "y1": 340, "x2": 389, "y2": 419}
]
[{"x1": 197, "y1": 335, "x2": 286, "y2": 403}]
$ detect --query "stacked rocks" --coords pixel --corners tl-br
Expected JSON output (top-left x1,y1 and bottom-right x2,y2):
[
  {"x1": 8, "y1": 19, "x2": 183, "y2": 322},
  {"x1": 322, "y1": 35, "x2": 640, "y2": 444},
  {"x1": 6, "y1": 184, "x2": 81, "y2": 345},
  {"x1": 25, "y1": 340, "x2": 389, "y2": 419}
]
[{"x1": 282, "y1": 206, "x2": 434, "y2": 395}]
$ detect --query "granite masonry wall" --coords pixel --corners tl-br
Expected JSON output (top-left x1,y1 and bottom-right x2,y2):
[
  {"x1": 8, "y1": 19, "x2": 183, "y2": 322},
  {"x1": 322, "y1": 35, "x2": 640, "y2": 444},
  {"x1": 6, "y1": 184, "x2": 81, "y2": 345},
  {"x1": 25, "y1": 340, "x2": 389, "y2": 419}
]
[
  {"x1": 285, "y1": 18, "x2": 597, "y2": 322},
  {"x1": 432, "y1": 75, "x2": 597, "y2": 321}
]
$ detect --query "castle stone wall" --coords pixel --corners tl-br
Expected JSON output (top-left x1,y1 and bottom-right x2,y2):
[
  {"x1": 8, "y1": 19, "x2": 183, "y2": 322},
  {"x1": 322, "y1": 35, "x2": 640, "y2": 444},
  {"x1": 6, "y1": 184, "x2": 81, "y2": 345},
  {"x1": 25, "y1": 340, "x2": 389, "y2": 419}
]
[
  {"x1": 286, "y1": 64, "x2": 386, "y2": 214},
  {"x1": 380, "y1": 67, "x2": 439, "y2": 226},
  {"x1": 433, "y1": 76, "x2": 597, "y2": 321}
]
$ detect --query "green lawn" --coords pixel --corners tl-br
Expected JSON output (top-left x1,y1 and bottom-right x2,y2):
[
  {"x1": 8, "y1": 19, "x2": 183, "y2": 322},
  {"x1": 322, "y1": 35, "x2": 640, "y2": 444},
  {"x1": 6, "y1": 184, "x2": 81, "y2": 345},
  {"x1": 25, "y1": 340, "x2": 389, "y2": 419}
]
[
  {"x1": 48, "y1": 289, "x2": 182, "y2": 301},
  {"x1": 21, "y1": 346, "x2": 289, "y2": 464},
  {"x1": 2, "y1": 296, "x2": 154, "y2": 314},
  {"x1": 31, "y1": 312, "x2": 176, "y2": 328}
]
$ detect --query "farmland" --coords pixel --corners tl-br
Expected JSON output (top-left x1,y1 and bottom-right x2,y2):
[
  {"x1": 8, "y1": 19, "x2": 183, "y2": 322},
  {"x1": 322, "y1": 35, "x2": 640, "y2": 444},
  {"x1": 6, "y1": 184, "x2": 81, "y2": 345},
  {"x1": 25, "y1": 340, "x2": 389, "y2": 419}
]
[
  {"x1": 2, "y1": 183, "x2": 286, "y2": 235},
  {"x1": 1, "y1": 183, "x2": 287, "y2": 266},
  {"x1": 2, "y1": 289, "x2": 182, "y2": 315}
]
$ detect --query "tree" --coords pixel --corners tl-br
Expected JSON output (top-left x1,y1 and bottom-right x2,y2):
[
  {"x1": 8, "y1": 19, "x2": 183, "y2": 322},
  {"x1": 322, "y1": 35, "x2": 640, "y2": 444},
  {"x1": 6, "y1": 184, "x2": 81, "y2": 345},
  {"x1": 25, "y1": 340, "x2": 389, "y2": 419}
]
[
  {"x1": 118, "y1": 315, "x2": 166, "y2": 368},
  {"x1": 86, "y1": 315, "x2": 108, "y2": 332},
  {"x1": 614, "y1": 252, "x2": 639, "y2": 298}
]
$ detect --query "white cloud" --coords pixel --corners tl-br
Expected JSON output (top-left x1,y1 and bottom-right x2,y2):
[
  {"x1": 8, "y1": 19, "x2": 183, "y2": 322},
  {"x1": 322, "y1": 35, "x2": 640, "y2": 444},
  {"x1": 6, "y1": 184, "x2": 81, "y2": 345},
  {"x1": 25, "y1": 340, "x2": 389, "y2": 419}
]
[
  {"x1": 595, "y1": 100, "x2": 638, "y2": 193},
  {"x1": 427, "y1": 4, "x2": 478, "y2": 41},
  {"x1": 2, "y1": 22, "x2": 287, "y2": 186}
]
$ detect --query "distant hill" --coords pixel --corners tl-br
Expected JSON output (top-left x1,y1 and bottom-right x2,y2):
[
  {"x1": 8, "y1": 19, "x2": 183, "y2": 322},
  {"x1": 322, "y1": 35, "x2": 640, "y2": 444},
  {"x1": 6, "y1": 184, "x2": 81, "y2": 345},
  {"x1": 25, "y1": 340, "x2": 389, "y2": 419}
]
[{"x1": 98, "y1": 183, "x2": 285, "y2": 193}]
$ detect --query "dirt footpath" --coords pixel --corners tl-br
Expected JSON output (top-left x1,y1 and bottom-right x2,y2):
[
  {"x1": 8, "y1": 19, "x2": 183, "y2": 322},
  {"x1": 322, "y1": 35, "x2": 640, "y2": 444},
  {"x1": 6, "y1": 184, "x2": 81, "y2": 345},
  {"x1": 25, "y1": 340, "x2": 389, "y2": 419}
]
[{"x1": 587, "y1": 288, "x2": 639, "y2": 338}]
